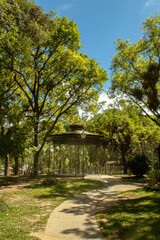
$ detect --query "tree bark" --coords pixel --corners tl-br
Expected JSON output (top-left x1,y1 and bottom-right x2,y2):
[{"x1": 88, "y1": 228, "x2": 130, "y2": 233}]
[
  {"x1": 14, "y1": 155, "x2": 19, "y2": 175},
  {"x1": 156, "y1": 144, "x2": 160, "y2": 169},
  {"x1": 123, "y1": 163, "x2": 128, "y2": 175},
  {"x1": 33, "y1": 122, "x2": 39, "y2": 177},
  {"x1": 34, "y1": 152, "x2": 39, "y2": 177},
  {"x1": 5, "y1": 154, "x2": 9, "y2": 176},
  {"x1": 122, "y1": 155, "x2": 128, "y2": 174}
]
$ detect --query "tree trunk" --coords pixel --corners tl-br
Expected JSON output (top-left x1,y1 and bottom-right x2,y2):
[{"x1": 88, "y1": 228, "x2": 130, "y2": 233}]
[
  {"x1": 34, "y1": 152, "x2": 39, "y2": 177},
  {"x1": 5, "y1": 154, "x2": 9, "y2": 176},
  {"x1": 14, "y1": 155, "x2": 19, "y2": 175},
  {"x1": 33, "y1": 123, "x2": 39, "y2": 177},
  {"x1": 122, "y1": 154, "x2": 128, "y2": 174},
  {"x1": 123, "y1": 163, "x2": 128, "y2": 174},
  {"x1": 157, "y1": 144, "x2": 160, "y2": 169},
  {"x1": 58, "y1": 158, "x2": 61, "y2": 174}
]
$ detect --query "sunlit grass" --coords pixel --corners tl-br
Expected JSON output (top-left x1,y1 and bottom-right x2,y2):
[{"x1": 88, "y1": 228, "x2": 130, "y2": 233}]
[
  {"x1": 96, "y1": 189, "x2": 160, "y2": 240},
  {"x1": 0, "y1": 178, "x2": 103, "y2": 240}
]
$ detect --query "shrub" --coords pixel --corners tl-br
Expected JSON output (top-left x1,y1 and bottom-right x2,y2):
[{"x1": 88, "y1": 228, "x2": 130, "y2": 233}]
[
  {"x1": 145, "y1": 183, "x2": 160, "y2": 192},
  {"x1": 127, "y1": 154, "x2": 151, "y2": 177},
  {"x1": 0, "y1": 195, "x2": 9, "y2": 212},
  {"x1": 41, "y1": 177, "x2": 58, "y2": 187},
  {"x1": 148, "y1": 169, "x2": 160, "y2": 186}
]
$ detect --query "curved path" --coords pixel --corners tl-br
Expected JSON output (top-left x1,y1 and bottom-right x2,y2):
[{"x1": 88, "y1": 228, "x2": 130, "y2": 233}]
[{"x1": 36, "y1": 175, "x2": 146, "y2": 240}]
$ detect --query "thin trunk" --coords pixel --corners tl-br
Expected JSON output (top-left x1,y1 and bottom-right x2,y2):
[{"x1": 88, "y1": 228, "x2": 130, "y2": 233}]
[
  {"x1": 33, "y1": 122, "x2": 39, "y2": 177},
  {"x1": 122, "y1": 155, "x2": 128, "y2": 174},
  {"x1": 14, "y1": 156, "x2": 19, "y2": 175},
  {"x1": 5, "y1": 154, "x2": 9, "y2": 176},
  {"x1": 105, "y1": 162, "x2": 107, "y2": 175},
  {"x1": 157, "y1": 145, "x2": 160, "y2": 169},
  {"x1": 34, "y1": 152, "x2": 39, "y2": 177}
]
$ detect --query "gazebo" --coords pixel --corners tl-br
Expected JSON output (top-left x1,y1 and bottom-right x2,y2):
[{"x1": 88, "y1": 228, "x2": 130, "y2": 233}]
[
  {"x1": 46, "y1": 124, "x2": 108, "y2": 177},
  {"x1": 46, "y1": 124, "x2": 107, "y2": 146}
]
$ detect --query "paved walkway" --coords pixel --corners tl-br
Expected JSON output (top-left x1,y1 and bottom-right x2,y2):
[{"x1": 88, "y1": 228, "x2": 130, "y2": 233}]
[{"x1": 33, "y1": 175, "x2": 146, "y2": 240}]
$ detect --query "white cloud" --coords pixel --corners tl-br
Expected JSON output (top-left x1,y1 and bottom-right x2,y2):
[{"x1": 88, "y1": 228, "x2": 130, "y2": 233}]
[
  {"x1": 98, "y1": 92, "x2": 124, "y2": 112},
  {"x1": 98, "y1": 92, "x2": 114, "y2": 110},
  {"x1": 145, "y1": 0, "x2": 154, "y2": 6},
  {"x1": 78, "y1": 93, "x2": 120, "y2": 119},
  {"x1": 59, "y1": 3, "x2": 73, "y2": 11},
  {"x1": 145, "y1": 0, "x2": 160, "y2": 7}
]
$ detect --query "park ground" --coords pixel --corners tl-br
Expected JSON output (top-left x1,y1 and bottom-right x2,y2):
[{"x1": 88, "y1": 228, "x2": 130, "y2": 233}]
[{"x1": 0, "y1": 174, "x2": 160, "y2": 240}]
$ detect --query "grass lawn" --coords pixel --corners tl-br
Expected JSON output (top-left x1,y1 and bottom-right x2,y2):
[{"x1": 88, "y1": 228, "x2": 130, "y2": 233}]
[
  {"x1": 96, "y1": 189, "x2": 160, "y2": 240},
  {"x1": 0, "y1": 177, "x2": 103, "y2": 240}
]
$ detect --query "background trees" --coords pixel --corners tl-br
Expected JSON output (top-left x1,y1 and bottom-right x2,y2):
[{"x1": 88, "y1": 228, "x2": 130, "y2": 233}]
[
  {"x1": 110, "y1": 13, "x2": 160, "y2": 127},
  {"x1": 1, "y1": 1, "x2": 159, "y2": 178},
  {"x1": 110, "y1": 13, "x2": 160, "y2": 174},
  {"x1": 0, "y1": 0, "x2": 107, "y2": 175},
  {"x1": 86, "y1": 100, "x2": 160, "y2": 174}
]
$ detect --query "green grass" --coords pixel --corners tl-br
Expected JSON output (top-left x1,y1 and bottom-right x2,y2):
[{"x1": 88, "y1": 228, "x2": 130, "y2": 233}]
[
  {"x1": 96, "y1": 189, "x2": 160, "y2": 240},
  {"x1": 0, "y1": 178, "x2": 103, "y2": 240}
]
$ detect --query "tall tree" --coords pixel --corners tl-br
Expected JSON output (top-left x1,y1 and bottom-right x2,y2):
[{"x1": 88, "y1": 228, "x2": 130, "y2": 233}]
[
  {"x1": 110, "y1": 13, "x2": 160, "y2": 126},
  {"x1": 0, "y1": 0, "x2": 108, "y2": 175}
]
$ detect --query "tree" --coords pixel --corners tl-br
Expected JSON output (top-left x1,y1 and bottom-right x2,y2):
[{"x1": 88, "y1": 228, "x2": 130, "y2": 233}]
[
  {"x1": 87, "y1": 108, "x2": 133, "y2": 174},
  {"x1": 0, "y1": 123, "x2": 28, "y2": 175},
  {"x1": 110, "y1": 13, "x2": 160, "y2": 127},
  {"x1": 0, "y1": 0, "x2": 108, "y2": 176},
  {"x1": 87, "y1": 100, "x2": 160, "y2": 174}
]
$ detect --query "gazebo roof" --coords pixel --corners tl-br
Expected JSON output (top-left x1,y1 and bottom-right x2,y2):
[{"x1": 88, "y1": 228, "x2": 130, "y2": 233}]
[{"x1": 46, "y1": 124, "x2": 108, "y2": 146}]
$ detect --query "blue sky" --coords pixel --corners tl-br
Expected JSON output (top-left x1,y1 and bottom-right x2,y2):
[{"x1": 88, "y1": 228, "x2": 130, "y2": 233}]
[{"x1": 35, "y1": 0, "x2": 160, "y2": 89}]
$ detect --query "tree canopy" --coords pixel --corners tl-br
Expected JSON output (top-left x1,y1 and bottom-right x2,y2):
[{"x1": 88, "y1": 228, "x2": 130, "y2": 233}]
[
  {"x1": 110, "y1": 13, "x2": 160, "y2": 126},
  {"x1": 0, "y1": 0, "x2": 108, "y2": 175},
  {"x1": 87, "y1": 99, "x2": 160, "y2": 173}
]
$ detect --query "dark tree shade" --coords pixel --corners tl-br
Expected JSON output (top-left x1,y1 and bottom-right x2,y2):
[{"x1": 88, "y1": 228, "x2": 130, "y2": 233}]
[{"x1": 127, "y1": 154, "x2": 151, "y2": 177}]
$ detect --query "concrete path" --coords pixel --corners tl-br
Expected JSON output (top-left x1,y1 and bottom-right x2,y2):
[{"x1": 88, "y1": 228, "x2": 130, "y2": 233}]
[{"x1": 37, "y1": 175, "x2": 145, "y2": 240}]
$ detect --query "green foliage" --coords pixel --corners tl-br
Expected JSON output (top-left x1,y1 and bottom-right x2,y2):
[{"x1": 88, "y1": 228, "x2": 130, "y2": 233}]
[
  {"x1": 111, "y1": 13, "x2": 160, "y2": 126},
  {"x1": 128, "y1": 154, "x2": 151, "y2": 177},
  {"x1": 0, "y1": 0, "x2": 108, "y2": 175},
  {"x1": 41, "y1": 177, "x2": 58, "y2": 186},
  {"x1": 145, "y1": 183, "x2": 160, "y2": 192},
  {"x1": 0, "y1": 194, "x2": 9, "y2": 212},
  {"x1": 87, "y1": 99, "x2": 159, "y2": 174},
  {"x1": 148, "y1": 169, "x2": 160, "y2": 186}
]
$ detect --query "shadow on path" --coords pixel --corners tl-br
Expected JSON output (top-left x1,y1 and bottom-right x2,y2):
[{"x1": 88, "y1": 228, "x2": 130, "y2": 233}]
[{"x1": 43, "y1": 175, "x2": 145, "y2": 240}]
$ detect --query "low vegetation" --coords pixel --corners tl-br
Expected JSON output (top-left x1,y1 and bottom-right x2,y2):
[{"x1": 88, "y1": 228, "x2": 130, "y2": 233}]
[
  {"x1": 0, "y1": 177, "x2": 103, "y2": 240},
  {"x1": 127, "y1": 154, "x2": 151, "y2": 177},
  {"x1": 96, "y1": 188, "x2": 160, "y2": 240}
]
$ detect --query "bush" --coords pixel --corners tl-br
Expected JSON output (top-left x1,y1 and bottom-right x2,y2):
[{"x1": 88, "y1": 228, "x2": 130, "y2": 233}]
[
  {"x1": 41, "y1": 177, "x2": 58, "y2": 187},
  {"x1": 127, "y1": 154, "x2": 151, "y2": 177},
  {"x1": 0, "y1": 195, "x2": 9, "y2": 212},
  {"x1": 148, "y1": 169, "x2": 160, "y2": 186},
  {"x1": 145, "y1": 183, "x2": 160, "y2": 192}
]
